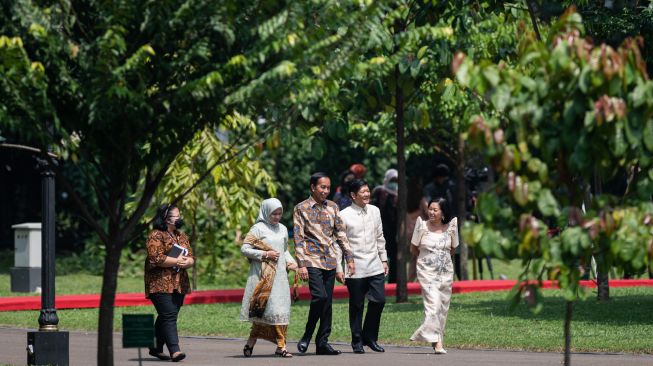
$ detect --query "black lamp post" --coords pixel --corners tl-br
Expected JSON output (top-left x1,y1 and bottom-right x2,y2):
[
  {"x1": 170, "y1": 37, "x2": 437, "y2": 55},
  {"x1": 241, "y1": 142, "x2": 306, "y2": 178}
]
[
  {"x1": 36, "y1": 157, "x2": 59, "y2": 331},
  {"x1": 1, "y1": 142, "x2": 71, "y2": 366},
  {"x1": 25, "y1": 155, "x2": 69, "y2": 366}
]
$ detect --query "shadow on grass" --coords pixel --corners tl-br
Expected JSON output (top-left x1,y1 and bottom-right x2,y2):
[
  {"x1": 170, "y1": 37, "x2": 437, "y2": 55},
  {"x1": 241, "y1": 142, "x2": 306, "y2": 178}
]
[{"x1": 458, "y1": 291, "x2": 653, "y2": 326}]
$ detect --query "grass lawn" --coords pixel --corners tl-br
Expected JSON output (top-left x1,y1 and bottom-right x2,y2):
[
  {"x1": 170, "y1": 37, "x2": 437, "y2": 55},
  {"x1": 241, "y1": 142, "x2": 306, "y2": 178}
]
[
  {"x1": 0, "y1": 272, "x2": 235, "y2": 297},
  {"x1": 0, "y1": 257, "x2": 521, "y2": 297},
  {"x1": 1, "y1": 286, "x2": 651, "y2": 354}
]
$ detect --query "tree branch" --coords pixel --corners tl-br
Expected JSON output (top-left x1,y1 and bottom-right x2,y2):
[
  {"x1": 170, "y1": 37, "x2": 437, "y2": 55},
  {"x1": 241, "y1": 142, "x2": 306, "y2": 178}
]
[
  {"x1": 0, "y1": 143, "x2": 58, "y2": 158},
  {"x1": 53, "y1": 160, "x2": 110, "y2": 244},
  {"x1": 525, "y1": 0, "x2": 542, "y2": 41}
]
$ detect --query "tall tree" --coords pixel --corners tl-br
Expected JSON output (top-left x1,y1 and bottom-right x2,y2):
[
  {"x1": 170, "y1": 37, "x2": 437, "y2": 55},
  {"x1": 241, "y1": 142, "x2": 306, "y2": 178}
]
[
  {"x1": 0, "y1": 1, "x2": 374, "y2": 364},
  {"x1": 154, "y1": 123, "x2": 277, "y2": 288},
  {"x1": 456, "y1": 8, "x2": 653, "y2": 365},
  {"x1": 339, "y1": 1, "x2": 523, "y2": 287}
]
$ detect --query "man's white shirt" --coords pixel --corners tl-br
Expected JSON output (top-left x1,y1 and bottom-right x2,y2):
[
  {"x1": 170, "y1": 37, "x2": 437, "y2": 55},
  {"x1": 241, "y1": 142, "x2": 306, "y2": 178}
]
[{"x1": 336, "y1": 203, "x2": 387, "y2": 278}]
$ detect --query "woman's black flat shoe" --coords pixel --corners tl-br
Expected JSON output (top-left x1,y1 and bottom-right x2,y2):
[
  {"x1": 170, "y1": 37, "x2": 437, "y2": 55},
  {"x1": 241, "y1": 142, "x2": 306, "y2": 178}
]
[
  {"x1": 171, "y1": 352, "x2": 186, "y2": 362},
  {"x1": 148, "y1": 348, "x2": 171, "y2": 360},
  {"x1": 243, "y1": 344, "x2": 254, "y2": 357}
]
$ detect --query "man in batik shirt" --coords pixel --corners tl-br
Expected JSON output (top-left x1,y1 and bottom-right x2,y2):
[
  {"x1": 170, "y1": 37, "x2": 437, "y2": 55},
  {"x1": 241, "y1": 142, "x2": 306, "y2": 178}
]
[{"x1": 294, "y1": 172, "x2": 355, "y2": 356}]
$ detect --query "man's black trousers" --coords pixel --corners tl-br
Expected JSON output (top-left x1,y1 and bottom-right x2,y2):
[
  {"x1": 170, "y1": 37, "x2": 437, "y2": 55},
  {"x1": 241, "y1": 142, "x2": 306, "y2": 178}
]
[
  {"x1": 303, "y1": 267, "x2": 336, "y2": 347},
  {"x1": 345, "y1": 273, "x2": 386, "y2": 346}
]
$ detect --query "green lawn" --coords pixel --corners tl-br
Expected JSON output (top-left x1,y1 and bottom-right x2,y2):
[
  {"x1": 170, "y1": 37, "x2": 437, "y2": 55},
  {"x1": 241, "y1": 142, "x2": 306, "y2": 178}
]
[
  {"x1": 0, "y1": 272, "x2": 235, "y2": 297},
  {"x1": 1, "y1": 286, "x2": 651, "y2": 354},
  {"x1": 0, "y1": 258, "x2": 522, "y2": 297}
]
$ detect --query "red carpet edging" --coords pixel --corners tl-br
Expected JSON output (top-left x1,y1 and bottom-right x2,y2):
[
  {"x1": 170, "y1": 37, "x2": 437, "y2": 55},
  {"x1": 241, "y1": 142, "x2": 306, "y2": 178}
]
[{"x1": 1, "y1": 279, "x2": 651, "y2": 312}]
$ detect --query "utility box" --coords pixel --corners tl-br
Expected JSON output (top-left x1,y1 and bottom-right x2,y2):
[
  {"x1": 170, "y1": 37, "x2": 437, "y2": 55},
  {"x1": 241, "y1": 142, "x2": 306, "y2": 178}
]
[{"x1": 10, "y1": 223, "x2": 42, "y2": 292}]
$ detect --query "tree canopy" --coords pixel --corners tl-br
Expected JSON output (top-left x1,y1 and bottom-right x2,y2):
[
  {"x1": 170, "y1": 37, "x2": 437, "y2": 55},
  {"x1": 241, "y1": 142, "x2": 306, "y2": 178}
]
[{"x1": 456, "y1": 8, "x2": 653, "y2": 364}]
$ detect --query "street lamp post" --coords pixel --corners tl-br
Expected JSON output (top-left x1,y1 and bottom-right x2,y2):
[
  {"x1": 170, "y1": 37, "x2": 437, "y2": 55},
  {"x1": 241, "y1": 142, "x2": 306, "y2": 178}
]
[
  {"x1": 25, "y1": 155, "x2": 69, "y2": 365},
  {"x1": 2, "y1": 142, "x2": 70, "y2": 364},
  {"x1": 37, "y1": 157, "x2": 59, "y2": 331}
]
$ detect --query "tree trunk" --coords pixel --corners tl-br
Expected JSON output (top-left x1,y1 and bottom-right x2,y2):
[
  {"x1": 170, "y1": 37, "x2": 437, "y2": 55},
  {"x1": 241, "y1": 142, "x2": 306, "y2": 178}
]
[
  {"x1": 564, "y1": 300, "x2": 574, "y2": 366},
  {"x1": 395, "y1": 62, "x2": 408, "y2": 303},
  {"x1": 596, "y1": 250, "x2": 610, "y2": 301},
  {"x1": 97, "y1": 244, "x2": 122, "y2": 366},
  {"x1": 525, "y1": 0, "x2": 542, "y2": 41},
  {"x1": 593, "y1": 171, "x2": 609, "y2": 301},
  {"x1": 190, "y1": 213, "x2": 198, "y2": 291},
  {"x1": 455, "y1": 134, "x2": 468, "y2": 280}
]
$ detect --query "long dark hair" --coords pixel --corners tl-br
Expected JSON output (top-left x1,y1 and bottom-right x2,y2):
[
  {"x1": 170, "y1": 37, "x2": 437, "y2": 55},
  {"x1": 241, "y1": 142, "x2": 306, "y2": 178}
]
[
  {"x1": 428, "y1": 197, "x2": 452, "y2": 224},
  {"x1": 153, "y1": 203, "x2": 177, "y2": 231}
]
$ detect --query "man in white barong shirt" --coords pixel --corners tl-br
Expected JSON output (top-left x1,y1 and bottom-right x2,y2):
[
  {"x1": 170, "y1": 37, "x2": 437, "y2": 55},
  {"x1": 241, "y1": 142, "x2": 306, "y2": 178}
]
[{"x1": 336, "y1": 179, "x2": 388, "y2": 354}]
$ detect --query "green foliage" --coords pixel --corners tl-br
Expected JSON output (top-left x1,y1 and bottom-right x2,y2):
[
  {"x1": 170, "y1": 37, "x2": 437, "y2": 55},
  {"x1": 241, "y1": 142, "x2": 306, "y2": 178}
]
[
  {"x1": 1, "y1": 1, "x2": 402, "y2": 362},
  {"x1": 152, "y1": 120, "x2": 277, "y2": 285},
  {"x1": 338, "y1": 1, "x2": 524, "y2": 162},
  {"x1": 457, "y1": 8, "x2": 653, "y2": 308}
]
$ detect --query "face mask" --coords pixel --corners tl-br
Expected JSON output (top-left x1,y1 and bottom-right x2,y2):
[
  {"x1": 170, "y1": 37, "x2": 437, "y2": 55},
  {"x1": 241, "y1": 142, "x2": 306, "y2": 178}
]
[
  {"x1": 170, "y1": 218, "x2": 184, "y2": 229},
  {"x1": 387, "y1": 182, "x2": 398, "y2": 191}
]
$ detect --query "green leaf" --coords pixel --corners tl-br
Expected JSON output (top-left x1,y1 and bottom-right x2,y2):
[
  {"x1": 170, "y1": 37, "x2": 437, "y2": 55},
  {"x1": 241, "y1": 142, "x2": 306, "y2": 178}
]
[
  {"x1": 561, "y1": 227, "x2": 588, "y2": 257},
  {"x1": 311, "y1": 138, "x2": 325, "y2": 159},
  {"x1": 482, "y1": 66, "x2": 500, "y2": 86},
  {"x1": 537, "y1": 189, "x2": 560, "y2": 217},
  {"x1": 643, "y1": 120, "x2": 653, "y2": 152},
  {"x1": 624, "y1": 118, "x2": 642, "y2": 147},
  {"x1": 491, "y1": 85, "x2": 510, "y2": 111},
  {"x1": 612, "y1": 123, "x2": 627, "y2": 156},
  {"x1": 417, "y1": 45, "x2": 428, "y2": 59}
]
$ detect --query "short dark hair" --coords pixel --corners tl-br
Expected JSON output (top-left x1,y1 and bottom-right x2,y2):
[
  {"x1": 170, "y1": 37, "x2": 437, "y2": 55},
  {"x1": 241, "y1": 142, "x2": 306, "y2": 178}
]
[
  {"x1": 428, "y1": 197, "x2": 452, "y2": 223},
  {"x1": 310, "y1": 172, "x2": 329, "y2": 187},
  {"x1": 153, "y1": 203, "x2": 177, "y2": 231},
  {"x1": 434, "y1": 164, "x2": 450, "y2": 178},
  {"x1": 348, "y1": 179, "x2": 368, "y2": 198}
]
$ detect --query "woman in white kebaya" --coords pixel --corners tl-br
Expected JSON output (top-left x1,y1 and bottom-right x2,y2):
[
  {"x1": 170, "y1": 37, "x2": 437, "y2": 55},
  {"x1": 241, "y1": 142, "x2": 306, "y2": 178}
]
[
  {"x1": 240, "y1": 198, "x2": 297, "y2": 358},
  {"x1": 409, "y1": 197, "x2": 458, "y2": 354}
]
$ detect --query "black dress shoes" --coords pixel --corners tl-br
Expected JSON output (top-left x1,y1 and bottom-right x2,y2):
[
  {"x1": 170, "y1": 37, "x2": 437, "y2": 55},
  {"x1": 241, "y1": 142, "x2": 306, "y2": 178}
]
[
  {"x1": 297, "y1": 336, "x2": 310, "y2": 354},
  {"x1": 364, "y1": 341, "x2": 385, "y2": 353},
  {"x1": 316, "y1": 344, "x2": 342, "y2": 355},
  {"x1": 352, "y1": 344, "x2": 365, "y2": 354}
]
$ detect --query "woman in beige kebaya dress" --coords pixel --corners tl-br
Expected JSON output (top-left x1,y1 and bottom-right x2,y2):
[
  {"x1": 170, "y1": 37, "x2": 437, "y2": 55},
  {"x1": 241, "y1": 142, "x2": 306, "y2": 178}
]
[{"x1": 409, "y1": 197, "x2": 458, "y2": 354}]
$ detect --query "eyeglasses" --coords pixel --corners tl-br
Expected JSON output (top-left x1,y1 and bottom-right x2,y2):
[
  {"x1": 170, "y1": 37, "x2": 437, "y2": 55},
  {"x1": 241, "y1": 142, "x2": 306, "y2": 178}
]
[{"x1": 163, "y1": 204, "x2": 181, "y2": 219}]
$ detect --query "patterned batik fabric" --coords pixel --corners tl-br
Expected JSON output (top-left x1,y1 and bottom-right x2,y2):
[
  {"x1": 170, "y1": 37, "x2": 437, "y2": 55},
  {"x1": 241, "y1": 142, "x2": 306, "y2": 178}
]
[
  {"x1": 243, "y1": 234, "x2": 276, "y2": 319},
  {"x1": 249, "y1": 322, "x2": 288, "y2": 348},
  {"x1": 240, "y1": 222, "x2": 296, "y2": 325},
  {"x1": 144, "y1": 229, "x2": 193, "y2": 297},
  {"x1": 292, "y1": 196, "x2": 354, "y2": 270}
]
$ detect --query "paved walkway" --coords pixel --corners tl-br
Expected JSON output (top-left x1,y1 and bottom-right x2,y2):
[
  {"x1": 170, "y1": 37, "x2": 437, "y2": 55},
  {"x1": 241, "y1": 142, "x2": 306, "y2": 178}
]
[{"x1": 1, "y1": 327, "x2": 652, "y2": 366}]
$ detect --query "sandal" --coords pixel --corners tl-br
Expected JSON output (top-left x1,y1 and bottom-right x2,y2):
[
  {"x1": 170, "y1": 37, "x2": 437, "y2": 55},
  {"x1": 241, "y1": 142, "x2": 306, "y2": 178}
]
[
  {"x1": 275, "y1": 349, "x2": 293, "y2": 358},
  {"x1": 171, "y1": 352, "x2": 186, "y2": 362},
  {"x1": 432, "y1": 343, "x2": 447, "y2": 354},
  {"x1": 148, "y1": 348, "x2": 171, "y2": 360},
  {"x1": 243, "y1": 344, "x2": 254, "y2": 357}
]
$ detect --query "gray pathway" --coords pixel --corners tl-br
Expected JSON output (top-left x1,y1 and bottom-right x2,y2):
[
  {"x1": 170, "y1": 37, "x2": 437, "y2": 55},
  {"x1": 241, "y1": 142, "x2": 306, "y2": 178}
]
[{"x1": 1, "y1": 327, "x2": 651, "y2": 366}]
